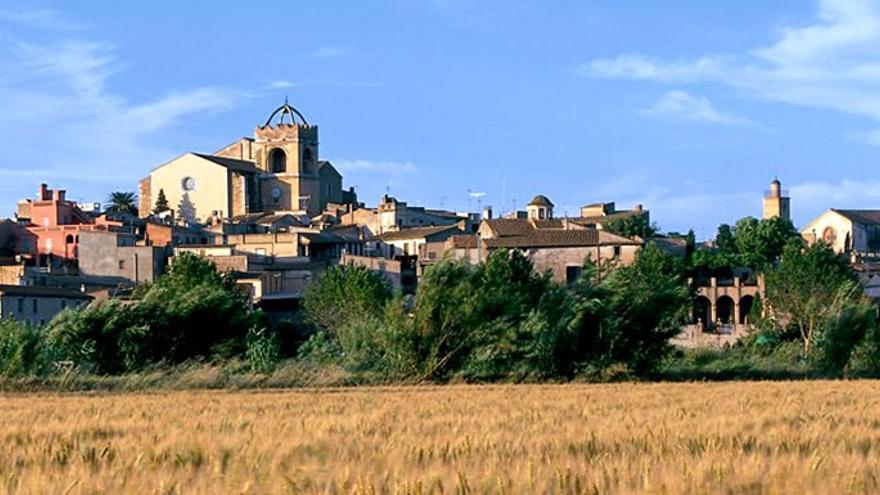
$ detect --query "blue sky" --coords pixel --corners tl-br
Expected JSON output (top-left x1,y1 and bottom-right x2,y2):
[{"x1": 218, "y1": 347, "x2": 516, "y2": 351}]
[{"x1": 2, "y1": 1, "x2": 880, "y2": 238}]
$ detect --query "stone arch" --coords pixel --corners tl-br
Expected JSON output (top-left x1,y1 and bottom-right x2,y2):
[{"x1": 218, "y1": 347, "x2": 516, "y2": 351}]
[
  {"x1": 270, "y1": 148, "x2": 287, "y2": 173},
  {"x1": 739, "y1": 295, "x2": 754, "y2": 324},
  {"x1": 693, "y1": 295, "x2": 711, "y2": 329},
  {"x1": 716, "y1": 295, "x2": 735, "y2": 324}
]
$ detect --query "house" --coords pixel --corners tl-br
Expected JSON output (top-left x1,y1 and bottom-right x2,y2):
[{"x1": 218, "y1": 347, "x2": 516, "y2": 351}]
[
  {"x1": 77, "y1": 230, "x2": 170, "y2": 286},
  {"x1": 0, "y1": 285, "x2": 92, "y2": 326},
  {"x1": 337, "y1": 195, "x2": 472, "y2": 237},
  {"x1": 372, "y1": 224, "x2": 465, "y2": 258},
  {"x1": 443, "y1": 217, "x2": 643, "y2": 284},
  {"x1": 14, "y1": 184, "x2": 125, "y2": 265}
]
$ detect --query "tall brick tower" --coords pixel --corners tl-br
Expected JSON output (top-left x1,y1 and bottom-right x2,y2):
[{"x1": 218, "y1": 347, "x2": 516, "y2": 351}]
[
  {"x1": 253, "y1": 101, "x2": 321, "y2": 214},
  {"x1": 763, "y1": 178, "x2": 791, "y2": 221}
]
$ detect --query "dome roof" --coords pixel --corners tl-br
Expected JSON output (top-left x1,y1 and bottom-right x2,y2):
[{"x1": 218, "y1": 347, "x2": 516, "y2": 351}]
[
  {"x1": 264, "y1": 100, "x2": 308, "y2": 127},
  {"x1": 528, "y1": 195, "x2": 554, "y2": 207}
]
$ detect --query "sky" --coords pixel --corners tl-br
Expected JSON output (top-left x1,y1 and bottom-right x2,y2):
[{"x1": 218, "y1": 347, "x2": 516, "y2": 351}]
[{"x1": 2, "y1": 1, "x2": 880, "y2": 238}]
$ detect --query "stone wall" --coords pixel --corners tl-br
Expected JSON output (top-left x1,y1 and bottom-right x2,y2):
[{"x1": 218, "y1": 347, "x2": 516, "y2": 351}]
[
  {"x1": 341, "y1": 254, "x2": 403, "y2": 292},
  {"x1": 525, "y1": 244, "x2": 639, "y2": 283},
  {"x1": 138, "y1": 177, "x2": 152, "y2": 218}
]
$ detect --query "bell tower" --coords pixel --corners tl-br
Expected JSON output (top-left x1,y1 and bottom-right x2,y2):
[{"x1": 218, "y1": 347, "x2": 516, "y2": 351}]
[
  {"x1": 253, "y1": 101, "x2": 321, "y2": 214},
  {"x1": 763, "y1": 178, "x2": 790, "y2": 221}
]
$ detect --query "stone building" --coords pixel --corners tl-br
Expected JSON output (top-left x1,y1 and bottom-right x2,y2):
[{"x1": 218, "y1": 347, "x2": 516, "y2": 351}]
[
  {"x1": 801, "y1": 209, "x2": 880, "y2": 255},
  {"x1": 77, "y1": 230, "x2": 169, "y2": 286},
  {"x1": 14, "y1": 184, "x2": 124, "y2": 264},
  {"x1": 139, "y1": 101, "x2": 356, "y2": 221},
  {"x1": 338, "y1": 195, "x2": 469, "y2": 237},
  {"x1": 673, "y1": 271, "x2": 764, "y2": 348},
  {"x1": 438, "y1": 216, "x2": 642, "y2": 284},
  {"x1": 0, "y1": 285, "x2": 91, "y2": 327}
]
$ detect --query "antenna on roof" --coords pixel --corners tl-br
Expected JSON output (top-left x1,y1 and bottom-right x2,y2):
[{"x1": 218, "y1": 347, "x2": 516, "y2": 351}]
[
  {"x1": 501, "y1": 178, "x2": 507, "y2": 216},
  {"x1": 468, "y1": 189, "x2": 486, "y2": 213}
]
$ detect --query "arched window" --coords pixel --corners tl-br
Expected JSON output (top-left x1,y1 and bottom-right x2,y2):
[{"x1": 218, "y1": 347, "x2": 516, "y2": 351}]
[
  {"x1": 270, "y1": 148, "x2": 287, "y2": 173},
  {"x1": 303, "y1": 147, "x2": 313, "y2": 163},
  {"x1": 65, "y1": 234, "x2": 74, "y2": 244}
]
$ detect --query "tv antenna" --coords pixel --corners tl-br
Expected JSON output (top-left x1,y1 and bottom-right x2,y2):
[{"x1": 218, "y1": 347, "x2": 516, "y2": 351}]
[{"x1": 468, "y1": 189, "x2": 486, "y2": 212}]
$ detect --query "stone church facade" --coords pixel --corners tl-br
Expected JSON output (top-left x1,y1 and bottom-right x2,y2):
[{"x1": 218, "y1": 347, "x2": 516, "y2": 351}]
[{"x1": 139, "y1": 102, "x2": 354, "y2": 221}]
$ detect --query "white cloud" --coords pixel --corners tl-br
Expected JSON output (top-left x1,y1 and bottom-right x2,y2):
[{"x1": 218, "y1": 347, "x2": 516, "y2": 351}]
[
  {"x1": 0, "y1": 8, "x2": 86, "y2": 31},
  {"x1": 313, "y1": 46, "x2": 347, "y2": 59},
  {"x1": 582, "y1": 0, "x2": 880, "y2": 137},
  {"x1": 643, "y1": 90, "x2": 750, "y2": 125},
  {"x1": 0, "y1": 39, "x2": 243, "y2": 164},
  {"x1": 333, "y1": 159, "x2": 419, "y2": 173},
  {"x1": 267, "y1": 80, "x2": 295, "y2": 89},
  {"x1": 791, "y1": 178, "x2": 880, "y2": 207}
]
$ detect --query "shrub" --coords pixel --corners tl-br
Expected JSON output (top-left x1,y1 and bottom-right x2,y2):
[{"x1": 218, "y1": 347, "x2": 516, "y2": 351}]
[
  {"x1": 245, "y1": 327, "x2": 281, "y2": 374},
  {"x1": 0, "y1": 318, "x2": 50, "y2": 377}
]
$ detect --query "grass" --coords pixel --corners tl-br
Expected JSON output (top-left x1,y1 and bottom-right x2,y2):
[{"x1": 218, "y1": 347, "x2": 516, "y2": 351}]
[{"x1": 1, "y1": 381, "x2": 880, "y2": 493}]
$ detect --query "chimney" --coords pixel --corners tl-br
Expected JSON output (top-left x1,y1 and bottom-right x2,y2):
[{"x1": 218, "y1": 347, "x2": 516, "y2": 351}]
[
  {"x1": 54, "y1": 189, "x2": 66, "y2": 202},
  {"x1": 482, "y1": 205, "x2": 493, "y2": 220},
  {"x1": 38, "y1": 183, "x2": 50, "y2": 201},
  {"x1": 635, "y1": 204, "x2": 643, "y2": 212}
]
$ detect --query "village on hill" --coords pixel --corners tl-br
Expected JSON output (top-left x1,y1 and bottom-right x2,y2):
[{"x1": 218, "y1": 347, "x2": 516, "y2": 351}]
[{"x1": 2, "y1": 100, "x2": 879, "y2": 354}]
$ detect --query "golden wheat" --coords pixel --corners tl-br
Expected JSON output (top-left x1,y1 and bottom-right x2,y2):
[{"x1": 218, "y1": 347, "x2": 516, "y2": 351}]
[{"x1": 0, "y1": 382, "x2": 878, "y2": 494}]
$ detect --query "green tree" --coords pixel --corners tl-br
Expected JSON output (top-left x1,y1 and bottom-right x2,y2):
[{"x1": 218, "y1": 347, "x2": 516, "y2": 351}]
[
  {"x1": 604, "y1": 215, "x2": 657, "y2": 239},
  {"x1": 766, "y1": 242, "x2": 858, "y2": 352},
  {"x1": 591, "y1": 243, "x2": 690, "y2": 374},
  {"x1": 0, "y1": 318, "x2": 51, "y2": 377},
  {"x1": 303, "y1": 265, "x2": 393, "y2": 335},
  {"x1": 153, "y1": 188, "x2": 170, "y2": 214},
  {"x1": 733, "y1": 216, "x2": 800, "y2": 269},
  {"x1": 715, "y1": 224, "x2": 736, "y2": 253},
  {"x1": 105, "y1": 191, "x2": 138, "y2": 216},
  {"x1": 47, "y1": 253, "x2": 257, "y2": 373}
]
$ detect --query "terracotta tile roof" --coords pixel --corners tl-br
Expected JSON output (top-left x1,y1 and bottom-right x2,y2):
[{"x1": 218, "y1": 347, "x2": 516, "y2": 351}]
[
  {"x1": 483, "y1": 218, "x2": 537, "y2": 237},
  {"x1": 485, "y1": 229, "x2": 641, "y2": 249},
  {"x1": 528, "y1": 195, "x2": 554, "y2": 207},
  {"x1": 373, "y1": 225, "x2": 461, "y2": 242},
  {"x1": 449, "y1": 235, "x2": 479, "y2": 248}
]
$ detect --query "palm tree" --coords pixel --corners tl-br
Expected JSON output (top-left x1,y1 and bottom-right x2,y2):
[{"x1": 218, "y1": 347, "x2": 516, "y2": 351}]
[{"x1": 105, "y1": 191, "x2": 138, "y2": 216}]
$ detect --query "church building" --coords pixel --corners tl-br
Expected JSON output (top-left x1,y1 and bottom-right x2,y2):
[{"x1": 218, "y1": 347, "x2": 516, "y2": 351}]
[{"x1": 138, "y1": 102, "x2": 355, "y2": 222}]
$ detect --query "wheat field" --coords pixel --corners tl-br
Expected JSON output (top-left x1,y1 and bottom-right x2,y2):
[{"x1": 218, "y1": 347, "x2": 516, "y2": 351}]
[{"x1": 1, "y1": 382, "x2": 879, "y2": 494}]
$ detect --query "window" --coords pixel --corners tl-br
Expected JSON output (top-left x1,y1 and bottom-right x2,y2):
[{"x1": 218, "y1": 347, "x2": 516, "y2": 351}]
[
  {"x1": 613, "y1": 246, "x2": 621, "y2": 257},
  {"x1": 566, "y1": 266, "x2": 583, "y2": 285},
  {"x1": 61, "y1": 299, "x2": 67, "y2": 310},
  {"x1": 65, "y1": 234, "x2": 74, "y2": 244},
  {"x1": 17, "y1": 297, "x2": 23, "y2": 313},
  {"x1": 270, "y1": 148, "x2": 287, "y2": 173},
  {"x1": 32, "y1": 298, "x2": 38, "y2": 314},
  {"x1": 538, "y1": 209, "x2": 545, "y2": 220},
  {"x1": 119, "y1": 260, "x2": 126, "y2": 270}
]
